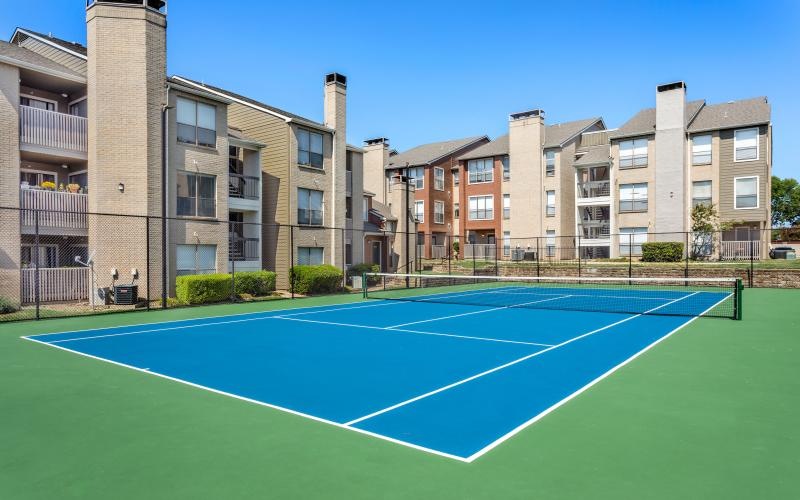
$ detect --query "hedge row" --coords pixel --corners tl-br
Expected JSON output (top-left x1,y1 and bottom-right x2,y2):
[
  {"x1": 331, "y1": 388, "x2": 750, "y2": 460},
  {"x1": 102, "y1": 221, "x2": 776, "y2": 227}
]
[
  {"x1": 347, "y1": 263, "x2": 380, "y2": 285},
  {"x1": 290, "y1": 265, "x2": 343, "y2": 295},
  {"x1": 176, "y1": 271, "x2": 276, "y2": 305},
  {"x1": 641, "y1": 242, "x2": 684, "y2": 262}
]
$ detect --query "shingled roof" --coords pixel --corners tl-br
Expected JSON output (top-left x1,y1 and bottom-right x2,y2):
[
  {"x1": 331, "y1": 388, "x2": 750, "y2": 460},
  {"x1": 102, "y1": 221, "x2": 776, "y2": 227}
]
[
  {"x1": 610, "y1": 100, "x2": 705, "y2": 140},
  {"x1": 173, "y1": 76, "x2": 330, "y2": 131},
  {"x1": 386, "y1": 136, "x2": 488, "y2": 169},
  {"x1": 687, "y1": 97, "x2": 770, "y2": 133},
  {"x1": 458, "y1": 135, "x2": 509, "y2": 161},
  {"x1": 574, "y1": 144, "x2": 612, "y2": 167},
  {"x1": 543, "y1": 117, "x2": 603, "y2": 148}
]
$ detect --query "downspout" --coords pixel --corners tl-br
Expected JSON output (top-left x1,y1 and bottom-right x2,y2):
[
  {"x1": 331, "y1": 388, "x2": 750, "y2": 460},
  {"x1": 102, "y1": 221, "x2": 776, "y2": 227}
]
[{"x1": 161, "y1": 87, "x2": 172, "y2": 308}]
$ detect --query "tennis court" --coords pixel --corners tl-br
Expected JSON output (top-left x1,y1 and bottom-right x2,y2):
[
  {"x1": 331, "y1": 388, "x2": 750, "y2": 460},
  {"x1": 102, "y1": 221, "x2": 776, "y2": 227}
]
[{"x1": 23, "y1": 274, "x2": 740, "y2": 462}]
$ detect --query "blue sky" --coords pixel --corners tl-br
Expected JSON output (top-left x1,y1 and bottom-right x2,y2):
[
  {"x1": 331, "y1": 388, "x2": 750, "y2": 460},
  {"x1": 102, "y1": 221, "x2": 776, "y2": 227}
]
[{"x1": 1, "y1": 0, "x2": 798, "y2": 177}]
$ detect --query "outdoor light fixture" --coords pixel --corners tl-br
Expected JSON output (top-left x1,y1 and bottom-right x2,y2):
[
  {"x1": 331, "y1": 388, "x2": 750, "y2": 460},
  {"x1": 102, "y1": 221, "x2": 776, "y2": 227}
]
[{"x1": 118, "y1": 183, "x2": 125, "y2": 193}]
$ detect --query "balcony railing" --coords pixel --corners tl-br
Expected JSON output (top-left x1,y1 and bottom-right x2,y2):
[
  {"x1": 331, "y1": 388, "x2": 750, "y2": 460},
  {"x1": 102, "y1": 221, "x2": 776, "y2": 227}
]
[
  {"x1": 431, "y1": 245, "x2": 447, "y2": 259},
  {"x1": 579, "y1": 221, "x2": 611, "y2": 239},
  {"x1": 21, "y1": 267, "x2": 89, "y2": 304},
  {"x1": 464, "y1": 244, "x2": 496, "y2": 259},
  {"x1": 20, "y1": 105, "x2": 88, "y2": 154},
  {"x1": 721, "y1": 241, "x2": 761, "y2": 261},
  {"x1": 577, "y1": 180, "x2": 610, "y2": 199},
  {"x1": 20, "y1": 189, "x2": 88, "y2": 230},
  {"x1": 229, "y1": 236, "x2": 260, "y2": 261},
  {"x1": 229, "y1": 174, "x2": 260, "y2": 200},
  {"x1": 579, "y1": 130, "x2": 609, "y2": 149}
]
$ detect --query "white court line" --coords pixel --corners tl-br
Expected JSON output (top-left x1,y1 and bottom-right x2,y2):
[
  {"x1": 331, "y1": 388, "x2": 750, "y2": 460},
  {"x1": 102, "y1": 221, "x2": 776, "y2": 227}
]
[
  {"x1": 385, "y1": 295, "x2": 573, "y2": 329},
  {"x1": 21, "y1": 336, "x2": 469, "y2": 463},
  {"x1": 272, "y1": 316, "x2": 554, "y2": 348},
  {"x1": 465, "y1": 291, "x2": 730, "y2": 462},
  {"x1": 344, "y1": 292, "x2": 700, "y2": 427}
]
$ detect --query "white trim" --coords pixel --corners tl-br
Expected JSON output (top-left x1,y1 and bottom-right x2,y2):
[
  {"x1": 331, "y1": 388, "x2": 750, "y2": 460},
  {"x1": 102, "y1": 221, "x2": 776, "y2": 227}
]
[
  {"x1": 12, "y1": 28, "x2": 88, "y2": 60},
  {"x1": 68, "y1": 96, "x2": 87, "y2": 107},
  {"x1": 414, "y1": 200, "x2": 424, "y2": 223},
  {"x1": 466, "y1": 158, "x2": 494, "y2": 185},
  {"x1": 733, "y1": 175, "x2": 759, "y2": 210},
  {"x1": 467, "y1": 194, "x2": 494, "y2": 220},
  {"x1": 733, "y1": 127, "x2": 760, "y2": 162},
  {"x1": 433, "y1": 200, "x2": 445, "y2": 225},
  {"x1": 0, "y1": 54, "x2": 86, "y2": 84},
  {"x1": 433, "y1": 167, "x2": 445, "y2": 191},
  {"x1": 21, "y1": 94, "x2": 59, "y2": 112}
]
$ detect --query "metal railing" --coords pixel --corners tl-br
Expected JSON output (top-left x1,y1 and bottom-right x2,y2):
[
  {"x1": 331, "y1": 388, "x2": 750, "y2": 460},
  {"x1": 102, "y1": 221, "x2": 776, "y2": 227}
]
[
  {"x1": 579, "y1": 222, "x2": 611, "y2": 239},
  {"x1": 431, "y1": 245, "x2": 447, "y2": 259},
  {"x1": 21, "y1": 267, "x2": 89, "y2": 304},
  {"x1": 20, "y1": 105, "x2": 88, "y2": 154},
  {"x1": 577, "y1": 180, "x2": 611, "y2": 198},
  {"x1": 464, "y1": 244, "x2": 496, "y2": 259},
  {"x1": 20, "y1": 189, "x2": 88, "y2": 230},
  {"x1": 229, "y1": 174, "x2": 260, "y2": 200},
  {"x1": 229, "y1": 236, "x2": 260, "y2": 261}
]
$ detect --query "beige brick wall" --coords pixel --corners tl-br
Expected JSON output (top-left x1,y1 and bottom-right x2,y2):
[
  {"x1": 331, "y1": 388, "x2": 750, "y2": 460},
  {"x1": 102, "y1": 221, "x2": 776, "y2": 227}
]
[{"x1": 0, "y1": 63, "x2": 21, "y2": 303}]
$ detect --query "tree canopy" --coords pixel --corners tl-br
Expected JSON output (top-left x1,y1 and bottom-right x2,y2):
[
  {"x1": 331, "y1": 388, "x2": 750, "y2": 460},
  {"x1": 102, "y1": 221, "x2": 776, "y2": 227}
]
[{"x1": 771, "y1": 176, "x2": 800, "y2": 227}]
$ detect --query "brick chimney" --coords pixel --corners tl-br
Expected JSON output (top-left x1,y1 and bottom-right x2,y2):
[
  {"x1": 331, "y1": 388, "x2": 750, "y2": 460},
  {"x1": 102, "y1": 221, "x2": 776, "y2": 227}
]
[
  {"x1": 654, "y1": 81, "x2": 687, "y2": 237},
  {"x1": 508, "y1": 109, "x2": 545, "y2": 237},
  {"x1": 363, "y1": 137, "x2": 390, "y2": 204},
  {"x1": 324, "y1": 73, "x2": 347, "y2": 266}
]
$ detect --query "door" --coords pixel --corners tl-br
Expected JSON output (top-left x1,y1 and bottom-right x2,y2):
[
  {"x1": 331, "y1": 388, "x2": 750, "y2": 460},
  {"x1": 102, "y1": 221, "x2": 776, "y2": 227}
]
[{"x1": 371, "y1": 241, "x2": 382, "y2": 270}]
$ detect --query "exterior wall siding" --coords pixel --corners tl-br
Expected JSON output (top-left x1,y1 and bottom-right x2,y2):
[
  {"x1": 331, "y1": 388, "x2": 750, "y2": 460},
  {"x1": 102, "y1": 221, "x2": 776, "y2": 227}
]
[
  {"x1": 718, "y1": 125, "x2": 769, "y2": 222},
  {"x1": 17, "y1": 36, "x2": 88, "y2": 75}
]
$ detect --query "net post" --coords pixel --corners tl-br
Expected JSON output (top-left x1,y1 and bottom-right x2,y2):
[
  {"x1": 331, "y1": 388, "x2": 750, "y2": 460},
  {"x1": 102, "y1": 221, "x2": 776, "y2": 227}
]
[
  {"x1": 577, "y1": 234, "x2": 581, "y2": 278},
  {"x1": 628, "y1": 233, "x2": 633, "y2": 284},
  {"x1": 290, "y1": 224, "x2": 295, "y2": 299},
  {"x1": 685, "y1": 231, "x2": 689, "y2": 286},
  {"x1": 146, "y1": 215, "x2": 151, "y2": 311},
  {"x1": 749, "y1": 228, "x2": 754, "y2": 288},
  {"x1": 536, "y1": 236, "x2": 540, "y2": 277},
  {"x1": 362, "y1": 272, "x2": 368, "y2": 299},
  {"x1": 34, "y1": 209, "x2": 40, "y2": 320},
  {"x1": 735, "y1": 278, "x2": 743, "y2": 320}
]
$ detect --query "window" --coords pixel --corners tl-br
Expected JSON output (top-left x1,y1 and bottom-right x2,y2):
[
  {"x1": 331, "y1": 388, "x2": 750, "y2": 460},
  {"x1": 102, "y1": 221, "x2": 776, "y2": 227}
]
[
  {"x1": 345, "y1": 196, "x2": 352, "y2": 219},
  {"x1": 468, "y1": 195, "x2": 493, "y2": 220},
  {"x1": 177, "y1": 97, "x2": 216, "y2": 147},
  {"x1": 545, "y1": 151, "x2": 556, "y2": 177},
  {"x1": 414, "y1": 200, "x2": 424, "y2": 223},
  {"x1": 297, "y1": 188, "x2": 323, "y2": 225},
  {"x1": 20, "y1": 170, "x2": 56, "y2": 188},
  {"x1": 69, "y1": 98, "x2": 87, "y2": 117},
  {"x1": 20, "y1": 96, "x2": 55, "y2": 111},
  {"x1": 734, "y1": 128, "x2": 759, "y2": 161},
  {"x1": 21, "y1": 245, "x2": 58, "y2": 268},
  {"x1": 545, "y1": 230, "x2": 556, "y2": 257},
  {"x1": 345, "y1": 240, "x2": 352, "y2": 265},
  {"x1": 68, "y1": 171, "x2": 88, "y2": 190},
  {"x1": 434, "y1": 201, "x2": 445, "y2": 224},
  {"x1": 734, "y1": 176, "x2": 758, "y2": 209},
  {"x1": 619, "y1": 227, "x2": 648, "y2": 256},
  {"x1": 298, "y1": 247, "x2": 324, "y2": 265},
  {"x1": 434, "y1": 167, "x2": 444, "y2": 191},
  {"x1": 297, "y1": 129, "x2": 324, "y2": 168},
  {"x1": 619, "y1": 138, "x2": 648, "y2": 168},
  {"x1": 692, "y1": 135, "x2": 712, "y2": 165},
  {"x1": 404, "y1": 167, "x2": 424, "y2": 189},
  {"x1": 176, "y1": 172, "x2": 216, "y2": 217},
  {"x1": 503, "y1": 194, "x2": 510, "y2": 219},
  {"x1": 503, "y1": 231, "x2": 511, "y2": 257},
  {"x1": 546, "y1": 191, "x2": 556, "y2": 216},
  {"x1": 454, "y1": 202, "x2": 460, "y2": 218},
  {"x1": 619, "y1": 183, "x2": 648, "y2": 212},
  {"x1": 363, "y1": 197, "x2": 369, "y2": 221},
  {"x1": 692, "y1": 180, "x2": 712, "y2": 208},
  {"x1": 502, "y1": 156, "x2": 510, "y2": 180},
  {"x1": 453, "y1": 170, "x2": 460, "y2": 186},
  {"x1": 176, "y1": 244, "x2": 217, "y2": 276},
  {"x1": 468, "y1": 158, "x2": 493, "y2": 183}
]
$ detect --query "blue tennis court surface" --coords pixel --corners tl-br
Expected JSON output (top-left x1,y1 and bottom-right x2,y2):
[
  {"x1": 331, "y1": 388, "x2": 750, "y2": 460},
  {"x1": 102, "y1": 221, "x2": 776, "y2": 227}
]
[{"x1": 25, "y1": 285, "x2": 732, "y2": 462}]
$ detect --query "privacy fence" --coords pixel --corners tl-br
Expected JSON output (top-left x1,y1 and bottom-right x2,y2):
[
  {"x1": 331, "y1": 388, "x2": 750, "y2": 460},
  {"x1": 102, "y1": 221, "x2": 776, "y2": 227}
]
[{"x1": 0, "y1": 205, "x2": 797, "y2": 322}]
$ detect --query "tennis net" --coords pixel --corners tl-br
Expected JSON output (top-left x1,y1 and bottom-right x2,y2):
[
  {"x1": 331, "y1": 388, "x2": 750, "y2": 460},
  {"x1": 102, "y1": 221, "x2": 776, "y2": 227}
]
[{"x1": 363, "y1": 273, "x2": 742, "y2": 320}]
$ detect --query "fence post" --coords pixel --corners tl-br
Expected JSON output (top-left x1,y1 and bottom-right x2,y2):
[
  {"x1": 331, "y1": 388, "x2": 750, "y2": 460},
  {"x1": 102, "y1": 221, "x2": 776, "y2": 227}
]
[
  {"x1": 341, "y1": 227, "x2": 346, "y2": 290},
  {"x1": 749, "y1": 228, "x2": 754, "y2": 288},
  {"x1": 495, "y1": 237, "x2": 499, "y2": 277},
  {"x1": 34, "y1": 209, "x2": 40, "y2": 320},
  {"x1": 536, "y1": 236, "x2": 540, "y2": 278},
  {"x1": 447, "y1": 234, "x2": 452, "y2": 275},
  {"x1": 229, "y1": 220, "x2": 236, "y2": 302},
  {"x1": 146, "y1": 216, "x2": 151, "y2": 311},
  {"x1": 685, "y1": 231, "x2": 690, "y2": 286},
  {"x1": 472, "y1": 240, "x2": 476, "y2": 276},
  {"x1": 577, "y1": 234, "x2": 581, "y2": 278},
  {"x1": 628, "y1": 233, "x2": 633, "y2": 282},
  {"x1": 290, "y1": 225, "x2": 295, "y2": 299}
]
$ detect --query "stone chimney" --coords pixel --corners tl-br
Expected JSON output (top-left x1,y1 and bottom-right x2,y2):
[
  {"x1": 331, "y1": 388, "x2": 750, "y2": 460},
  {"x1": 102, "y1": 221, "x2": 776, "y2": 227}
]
[
  {"x1": 654, "y1": 81, "x2": 687, "y2": 237},
  {"x1": 363, "y1": 137, "x2": 390, "y2": 204},
  {"x1": 507, "y1": 109, "x2": 545, "y2": 238},
  {"x1": 324, "y1": 73, "x2": 347, "y2": 266}
]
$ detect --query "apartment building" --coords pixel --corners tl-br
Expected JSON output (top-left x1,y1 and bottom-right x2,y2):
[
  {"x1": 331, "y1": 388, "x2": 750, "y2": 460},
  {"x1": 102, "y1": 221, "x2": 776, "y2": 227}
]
[
  {"x1": 367, "y1": 136, "x2": 490, "y2": 260},
  {"x1": 174, "y1": 73, "x2": 362, "y2": 288}
]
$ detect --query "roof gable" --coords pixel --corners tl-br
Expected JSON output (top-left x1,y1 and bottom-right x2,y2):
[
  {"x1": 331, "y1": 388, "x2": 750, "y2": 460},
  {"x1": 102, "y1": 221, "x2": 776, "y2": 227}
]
[
  {"x1": 386, "y1": 136, "x2": 488, "y2": 168},
  {"x1": 687, "y1": 97, "x2": 770, "y2": 132},
  {"x1": 12, "y1": 28, "x2": 87, "y2": 59}
]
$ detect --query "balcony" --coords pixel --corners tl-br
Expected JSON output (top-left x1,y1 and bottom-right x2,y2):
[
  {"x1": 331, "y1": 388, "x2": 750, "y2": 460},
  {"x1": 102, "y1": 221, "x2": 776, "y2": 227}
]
[
  {"x1": 579, "y1": 130, "x2": 609, "y2": 149},
  {"x1": 229, "y1": 174, "x2": 260, "y2": 200},
  {"x1": 721, "y1": 241, "x2": 761, "y2": 261},
  {"x1": 464, "y1": 244, "x2": 496, "y2": 259},
  {"x1": 578, "y1": 221, "x2": 611, "y2": 241},
  {"x1": 577, "y1": 180, "x2": 610, "y2": 199},
  {"x1": 20, "y1": 105, "x2": 88, "y2": 159},
  {"x1": 229, "y1": 236, "x2": 260, "y2": 262},
  {"x1": 20, "y1": 189, "x2": 88, "y2": 235},
  {"x1": 21, "y1": 267, "x2": 89, "y2": 304}
]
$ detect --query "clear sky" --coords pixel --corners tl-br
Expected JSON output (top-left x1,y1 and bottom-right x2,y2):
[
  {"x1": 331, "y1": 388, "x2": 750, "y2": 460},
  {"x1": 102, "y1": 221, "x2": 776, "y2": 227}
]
[{"x1": 1, "y1": 0, "x2": 798, "y2": 177}]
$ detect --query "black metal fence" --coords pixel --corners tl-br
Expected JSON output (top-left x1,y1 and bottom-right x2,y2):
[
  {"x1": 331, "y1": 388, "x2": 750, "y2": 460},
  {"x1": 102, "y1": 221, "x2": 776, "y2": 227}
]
[{"x1": 0, "y1": 204, "x2": 797, "y2": 323}]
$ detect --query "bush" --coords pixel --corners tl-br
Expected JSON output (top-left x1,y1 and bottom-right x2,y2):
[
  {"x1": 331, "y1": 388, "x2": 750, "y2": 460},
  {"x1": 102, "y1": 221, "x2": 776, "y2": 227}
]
[
  {"x1": 290, "y1": 265, "x2": 343, "y2": 295},
  {"x1": 233, "y1": 271, "x2": 276, "y2": 296},
  {"x1": 347, "y1": 263, "x2": 380, "y2": 285},
  {"x1": 176, "y1": 274, "x2": 232, "y2": 305},
  {"x1": 641, "y1": 242, "x2": 684, "y2": 262},
  {"x1": 0, "y1": 296, "x2": 18, "y2": 314}
]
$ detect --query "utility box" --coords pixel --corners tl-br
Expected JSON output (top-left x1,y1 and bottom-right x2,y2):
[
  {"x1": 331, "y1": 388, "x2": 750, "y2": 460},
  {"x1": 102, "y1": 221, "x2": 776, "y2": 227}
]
[
  {"x1": 351, "y1": 276, "x2": 363, "y2": 290},
  {"x1": 114, "y1": 285, "x2": 138, "y2": 305}
]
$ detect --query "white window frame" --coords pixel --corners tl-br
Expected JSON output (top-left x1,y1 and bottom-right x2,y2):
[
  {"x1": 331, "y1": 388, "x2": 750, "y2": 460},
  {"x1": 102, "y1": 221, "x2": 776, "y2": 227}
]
[
  {"x1": 619, "y1": 183, "x2": 648, "y2": 212},
  {"x1": 414, "y1": 200, "x2": 424, "y2": 223},
  {"x1": 545, "y1": 230, "x2": 556, "y2": 257},
  {"x1": 362, "y1": 197, "x2": 369, "y2": 221},
  {"x1": 453, "y1": 169, "x2": 460, "y2": 186},
  {"x1": 433, "y1": 167, "x2": 445, "y2": 191},
  {"x1": 297, "y1": 187, "x2": 324, "y2": 226},
  {"x1": 434, "y1": 200, "x2": 445, "y2": 224},
  {"x1": 503, "y1": 231, "x2": 511, "y2": 257},
  {"x1": 692, "y1": 180, "x2": 712, "y2": 208},
  {"x1": 176, "y1": 171, "x2": 217, "y2": 218},
  {"x1": 20, "y1": 169, "x2": 57, "y2": 188},
  {"x1": 20, "y1": 95, "x2": 58, "y2": 112},
  {"x1": 297, "y1": 128, "x2": 325, "y2": 169},
  {"x1": 467, "y1": 158, "x2": 494, "y2": 184},
  {"x1": 503, "y1": 193, "x2": 510, "y2": 219},
  {"x1": 619, "y1": 227, "x2": 648, "y2": 256},
  {"x1": 468, "y1": 195, "x2": 494, "y2": 220},
  {"x1": 453, "y1": 202, "x2": 459, "y2": 218},
  {"x1": 545, "y1": 190, "x2": 556, "y2": 217},
  {"x1": 618, "y1": 138, "x2": 648, "y2": 169},
  {"x1": 297, "y1": 247, "x2": 324, "y2": 265},
  {"x1": 21, "y1": 244, "x2": 59, "y2": 268},
  {"x1": 176, "y1": 244, "x2": 217, "y2": 276},
  {"x1": 692, "y1": 134, "x2": 712, "y2": 165},
  {"x1": 734, "y1": 127, "x2": 759, "y2": 162},
  {"x1": 502, "y1": 156, "x2": 510, "y2": 181},
  {"x1": 734, "y1": 175, "x2": 759, "y2": 210},
  {"x1": 545, "y1": 151, "x2": 556, "y2": 177},
  {"x1": 176, "y1": 97, "x2": 217, "y2": 148}
]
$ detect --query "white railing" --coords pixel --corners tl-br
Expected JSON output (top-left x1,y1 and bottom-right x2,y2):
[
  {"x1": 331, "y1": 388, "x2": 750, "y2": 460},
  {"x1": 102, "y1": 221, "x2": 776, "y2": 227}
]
[
  {"x1": 20, "y1": 105, "x2": 88, "y2": 153},
  {"x1": 21, "y1": 267, "x2": 90, "y2": 304},
  {"x1": 431, "y1": 245, "x2": 447, "y2": 259},
  {"x1": 721, "y1": 241, "x2": 761, "y2": 261},
  {"x1": 464, "y1": 244, "x2": 496, "y2": 259},
  {"x1": 20, "y1": 189, "x2": 88, "y2": 230},
  {"x1": 416, "y1": 244, "x2": 425, "y2": 257}
]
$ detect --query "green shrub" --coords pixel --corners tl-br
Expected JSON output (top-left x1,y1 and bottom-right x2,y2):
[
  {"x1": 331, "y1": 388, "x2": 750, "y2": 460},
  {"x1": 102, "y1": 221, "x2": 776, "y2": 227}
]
[
  {"x1": 290, "y1": 265, "x2": 343, "y2": 295},
  {"x1": 347, "y1": 263, "x2": 380, "y2": 285},
  {"x1": 641, "y1": 242, "x2": 684, "y2": 262},
  {"x1": 233, "y1": 271, "x2": 276, "y2": 297},
  {"x1": 176, "y1": 274, "x2": 232, "y2": 305},
  {"x1": 0, "y1": 296, "x2": 18, "y2": 314}
]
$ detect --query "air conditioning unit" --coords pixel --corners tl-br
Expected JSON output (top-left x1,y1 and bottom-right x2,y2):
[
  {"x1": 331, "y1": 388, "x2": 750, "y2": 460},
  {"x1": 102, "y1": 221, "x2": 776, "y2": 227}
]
[{"x1": 113, "y1": 285, "x2": 138, "y2": 305}]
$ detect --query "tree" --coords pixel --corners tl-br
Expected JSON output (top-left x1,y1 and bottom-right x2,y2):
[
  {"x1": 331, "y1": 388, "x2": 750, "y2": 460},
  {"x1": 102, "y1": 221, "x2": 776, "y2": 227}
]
[
  {"x1": 771, "y1": 176, "x2": 800, "y2": 227},
  {"x1": 690, "y1": 203, "x2": 720, "y2": 259}
]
